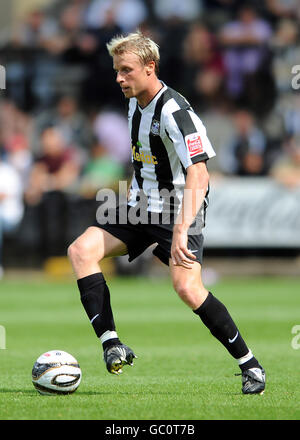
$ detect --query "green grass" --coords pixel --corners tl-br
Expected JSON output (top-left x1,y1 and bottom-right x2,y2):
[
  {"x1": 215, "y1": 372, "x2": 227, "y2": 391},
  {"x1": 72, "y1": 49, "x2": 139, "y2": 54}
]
[{"x1": 0, "y1": 274, "x2": 299, "y2": 420}]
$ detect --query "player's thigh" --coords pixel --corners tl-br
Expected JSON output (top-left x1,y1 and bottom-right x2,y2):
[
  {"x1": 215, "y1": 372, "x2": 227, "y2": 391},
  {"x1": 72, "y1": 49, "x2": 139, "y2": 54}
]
[{"x1": 69, "y1": 226, "x2": 128, "y2": 262}]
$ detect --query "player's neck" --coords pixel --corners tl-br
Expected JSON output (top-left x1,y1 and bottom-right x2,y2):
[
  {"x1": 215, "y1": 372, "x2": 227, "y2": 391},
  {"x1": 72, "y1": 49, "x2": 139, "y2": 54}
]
[{"x1": 137, "y1": 78, "x2": 163, "y2": 109}]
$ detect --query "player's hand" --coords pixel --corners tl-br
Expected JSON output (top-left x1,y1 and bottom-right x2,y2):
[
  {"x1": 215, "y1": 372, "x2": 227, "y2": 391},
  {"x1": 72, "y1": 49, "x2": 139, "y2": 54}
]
[{"x1": 171, "y1": 226, "x2": 196, "y2": 269}]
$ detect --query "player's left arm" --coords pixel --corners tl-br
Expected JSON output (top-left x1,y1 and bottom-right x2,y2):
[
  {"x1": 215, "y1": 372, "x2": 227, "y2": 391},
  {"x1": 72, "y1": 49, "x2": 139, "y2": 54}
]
[
  {"x1": 171, "y1": 161, "x2": 209, "y2": 268},
  {"x1": 163, "y1": 106, "x2": 215, "y2": 268}
]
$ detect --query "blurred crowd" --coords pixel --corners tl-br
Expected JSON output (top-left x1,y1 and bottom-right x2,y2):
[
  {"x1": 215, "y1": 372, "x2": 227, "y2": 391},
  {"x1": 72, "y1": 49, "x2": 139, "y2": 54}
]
[{"x1": 1, "y1": 0, "x2": 300, "y2": 267}]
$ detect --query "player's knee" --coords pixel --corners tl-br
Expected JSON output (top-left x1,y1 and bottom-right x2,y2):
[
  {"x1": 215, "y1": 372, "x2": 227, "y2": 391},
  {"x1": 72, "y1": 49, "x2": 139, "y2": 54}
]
[
  {"x1": 67, "y1": 240, "x2": 81, "y2": 264},
  {"x1": 67, "y1": 238, "x2": 96, "y2": 266},
  {"x1": 173, "y1": 278, "x2": 193, "y2": 300},
  {"x1": 173, "y1": 278, "x2": 207, "y2": 309}
]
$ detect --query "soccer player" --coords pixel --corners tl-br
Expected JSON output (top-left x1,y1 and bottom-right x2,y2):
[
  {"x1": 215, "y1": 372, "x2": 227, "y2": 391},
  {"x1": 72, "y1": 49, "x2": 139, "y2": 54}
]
[{"x1": 68, "y1": 32, "x2": 265, "y2": 394}]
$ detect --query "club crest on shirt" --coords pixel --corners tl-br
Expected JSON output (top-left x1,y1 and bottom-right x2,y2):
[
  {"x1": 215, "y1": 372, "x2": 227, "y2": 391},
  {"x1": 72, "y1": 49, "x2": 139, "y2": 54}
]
[{"x1": 150, "y1": 119, "x2": 160, "y2": 136}]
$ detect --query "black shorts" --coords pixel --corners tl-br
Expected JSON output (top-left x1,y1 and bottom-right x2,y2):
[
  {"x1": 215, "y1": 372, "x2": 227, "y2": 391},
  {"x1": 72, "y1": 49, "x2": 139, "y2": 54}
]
[{"x1": 93, "y1": 204, "x2": 204, "y2": 266}]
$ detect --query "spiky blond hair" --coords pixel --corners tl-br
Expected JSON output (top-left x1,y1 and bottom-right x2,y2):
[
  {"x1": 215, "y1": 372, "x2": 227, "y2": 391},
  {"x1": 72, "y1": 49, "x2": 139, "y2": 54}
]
[{"x1": 106, "y1": 31, "x2": 160, "y2": 74}]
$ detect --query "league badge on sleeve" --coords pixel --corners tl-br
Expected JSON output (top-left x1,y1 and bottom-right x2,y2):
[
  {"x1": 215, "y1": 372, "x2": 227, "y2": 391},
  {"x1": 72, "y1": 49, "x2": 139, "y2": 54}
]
[
  {"x1": 150, "y1": 119, "x2": 160, "y2": 136},
  {"x1": 185, "y1": 132, "x2": 203, "y2": 157}
]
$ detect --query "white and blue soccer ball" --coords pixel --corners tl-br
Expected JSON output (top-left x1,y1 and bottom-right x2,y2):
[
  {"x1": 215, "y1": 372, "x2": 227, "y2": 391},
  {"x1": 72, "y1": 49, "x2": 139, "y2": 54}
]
[{"x1": 32, "y1": 350, "x2": 82, "y2": 395}]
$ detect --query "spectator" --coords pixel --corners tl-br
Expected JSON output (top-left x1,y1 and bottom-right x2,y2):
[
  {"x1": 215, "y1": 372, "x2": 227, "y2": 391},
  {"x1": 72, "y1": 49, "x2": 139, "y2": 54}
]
[
  {"x1": 265, "y1": 0, "x2": 300, "y2": 23},
  {"x1": 4, "y1": 134, "x2": 33, "y2": 186},
  {"x1": 0, "y1": 157, "x2": 24, "y2": 277},
  {"x1": 31, "y1": 94, "x2": 94, "y2": 156},
  {"x1": 7, "y1": 9, "x2": 61, "y2": 110},
  {"x1": 218, "y1": 109, "x2": 268, "y2": 176},
  {"x1": 11, "y1": 9, "x2": 58, "y2": 49},
  {"x1": 153, "y1": 0, "x2": 202, "y2": 22},
  {"x1": 218, "y1": 4, "x2": 273, "y2": 100},
  {"x1": 258, "y1": 105, "x2": 287, "y2": 169},
  {"x1": 280, "y1": 94, "x2": 300, "y2": 139},
  {"x1": 182, "y1": 22, "x2": 226, "y2": 110},
  {"x1": 79, "y1": 140, "x2": 125, "y2": 197},
  {"x1": 0, "y1": 100, "x2": 33, "y2": 184},
  {"x1": 15, "y1": 3, "x2": 85, "y2": 56},
  {"x1": 0, "y1": 100, "x2": 32, "y2": 151},
  {"x1": 200, "y1": 110, "x2": 236, "y2": 176},
  {"x1": 25, "y1": 126, "x2": 81, "y2": 205},
  {"x1": 202, "y1": 0, "x2": 249, "y2": 29},
  {"x1": 155, "y1": 15, "x2": 188, "y2": 92},
  {"x1": 25, "y1": 126, "x2": 81, "y2": 256},
  {"x1": 84, "y1": 0, "x2": 148, "y2": 33},
  {"x1": 75, "y1": 6, "x2": 122, "y2": 108},
  {"x1": 183, "y1": 22, "x2": 223, "y2": 68},
  {"x1": 93, "y1": 109, "x2": 131, "y2": 166},
  {"x1": 270, "y1": 136, "x2": 300, "y2": 188}
]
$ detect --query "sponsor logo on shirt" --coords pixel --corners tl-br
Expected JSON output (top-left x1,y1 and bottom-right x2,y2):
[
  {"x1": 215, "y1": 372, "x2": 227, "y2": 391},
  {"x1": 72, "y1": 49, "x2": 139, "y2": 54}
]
[
  {"x1": 132, "y1": 143, "x2": 158, "y2": 165},
  {"x1": 185, "y1": 133, "x2": 203, "y2": 157}
]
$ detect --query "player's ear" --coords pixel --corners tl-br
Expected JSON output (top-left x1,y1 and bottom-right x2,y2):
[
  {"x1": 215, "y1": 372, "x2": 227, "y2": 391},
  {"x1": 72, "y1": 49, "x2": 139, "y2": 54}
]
[{"x1": 145, "y1": 61, "x2": 155, "y2": 76}]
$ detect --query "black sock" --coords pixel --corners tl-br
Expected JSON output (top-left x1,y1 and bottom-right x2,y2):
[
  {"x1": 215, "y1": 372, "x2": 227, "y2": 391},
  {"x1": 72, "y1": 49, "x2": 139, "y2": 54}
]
[
  {"x1": 193, "y1": 292, "x2": 253, "y2": 360},
  {"x1": 102, "y1": 338, "x2": 122, "y2": 351},
  {"x1": 77, "y1": 273, "x2": 120, "y2": 348},
  {"x1": 239, "y1": 357, "x2": 261, "y2": 372}
]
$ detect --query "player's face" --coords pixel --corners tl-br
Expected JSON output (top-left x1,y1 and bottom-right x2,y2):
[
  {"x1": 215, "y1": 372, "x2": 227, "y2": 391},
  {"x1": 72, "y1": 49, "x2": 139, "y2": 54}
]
[{"x1": 113, "y1": 52, "x2": 152, "y2": 100}]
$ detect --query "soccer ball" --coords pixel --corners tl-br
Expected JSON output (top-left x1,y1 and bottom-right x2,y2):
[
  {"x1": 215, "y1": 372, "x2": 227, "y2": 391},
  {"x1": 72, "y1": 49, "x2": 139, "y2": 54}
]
[{"x1": 32, "y1": 350, "x2": 82, "y2": 395}]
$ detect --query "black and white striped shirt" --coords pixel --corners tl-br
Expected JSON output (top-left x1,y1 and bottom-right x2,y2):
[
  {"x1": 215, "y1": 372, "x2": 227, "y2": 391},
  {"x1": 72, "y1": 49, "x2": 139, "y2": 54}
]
[{"x1": 127, "y1": 82, "x2": 216, "y2": 219}]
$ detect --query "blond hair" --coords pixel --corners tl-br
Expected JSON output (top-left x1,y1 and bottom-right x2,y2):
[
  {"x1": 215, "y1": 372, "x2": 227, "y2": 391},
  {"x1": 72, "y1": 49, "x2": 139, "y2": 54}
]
[{"x1": 106, "y1": 31, "x2": 160, "y2": 74}]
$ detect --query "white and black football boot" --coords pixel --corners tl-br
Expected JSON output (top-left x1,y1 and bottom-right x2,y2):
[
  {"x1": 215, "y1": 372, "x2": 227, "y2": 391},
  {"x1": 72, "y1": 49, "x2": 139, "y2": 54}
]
[
  {"x1": 236, "y1": 366, "x2": 266, "y2": 394},
  {"x1": 103, "y1": 344, "x2": 137, "y2": 375}
]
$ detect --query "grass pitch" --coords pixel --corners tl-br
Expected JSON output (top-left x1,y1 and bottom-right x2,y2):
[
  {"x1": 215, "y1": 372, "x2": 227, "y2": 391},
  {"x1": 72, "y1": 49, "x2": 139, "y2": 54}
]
[{"x1": 0, "y1": 273, "x2": 299, "y2": 420}]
